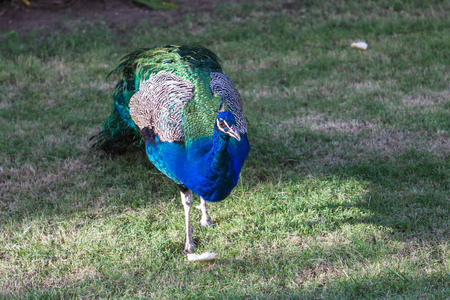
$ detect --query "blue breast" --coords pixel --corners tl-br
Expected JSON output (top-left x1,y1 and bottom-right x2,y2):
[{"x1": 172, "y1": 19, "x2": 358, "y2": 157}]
[{"x1": 145, "y1": 135, "x2": 249, "y2": 202}]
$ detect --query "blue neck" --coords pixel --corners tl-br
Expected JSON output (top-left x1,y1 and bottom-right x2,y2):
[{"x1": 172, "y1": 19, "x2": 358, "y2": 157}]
[{"x1": 209, "y1": 129, "x2": 230, "y2": 167}]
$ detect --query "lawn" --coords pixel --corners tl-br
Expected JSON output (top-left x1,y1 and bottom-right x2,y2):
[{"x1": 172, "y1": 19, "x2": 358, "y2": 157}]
[{"x1": 0, "y1": 0, "x2": 449, "y2": 298}]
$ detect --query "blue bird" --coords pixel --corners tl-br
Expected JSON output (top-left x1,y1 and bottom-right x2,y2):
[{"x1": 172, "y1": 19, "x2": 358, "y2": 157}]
[{"x1": 93, "y1": 45, "x2": 249, "y2": 253}]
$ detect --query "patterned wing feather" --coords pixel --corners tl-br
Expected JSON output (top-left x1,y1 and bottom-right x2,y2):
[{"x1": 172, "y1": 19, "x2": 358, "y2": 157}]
[{"x1": 129, "y1": 71, "x2": 194, "y2": 143}]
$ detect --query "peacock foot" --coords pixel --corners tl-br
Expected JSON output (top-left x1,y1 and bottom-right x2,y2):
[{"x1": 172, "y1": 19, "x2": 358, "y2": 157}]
[
  {"x1": 200, "y1": 217, "x2": 215, "y2": 227},
  {"x1": 196, "y1": 203, "x2": 215, "y2": 227},
  {"x1": 184, "y1": 242, "x2": 196, "y2": 254}
]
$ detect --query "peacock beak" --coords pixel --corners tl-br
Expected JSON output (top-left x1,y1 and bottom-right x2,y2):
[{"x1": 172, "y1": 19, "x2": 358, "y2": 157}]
[
  {"x1": 227, "y1": 124, "x2": 241, "y2": 141},
  {"x1": 216, "y1": 119, "x2": 241, "y2": 141}
]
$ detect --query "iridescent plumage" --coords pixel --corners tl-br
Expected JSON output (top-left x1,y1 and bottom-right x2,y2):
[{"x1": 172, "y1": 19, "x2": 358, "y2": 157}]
[{"x1": 93, "y1": 45, "x2": 249, "y2": 253}]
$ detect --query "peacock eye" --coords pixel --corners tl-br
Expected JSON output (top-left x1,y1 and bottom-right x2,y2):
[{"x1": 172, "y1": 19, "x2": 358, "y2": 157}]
[{"x1": 219, "y1": 121, "x2": 225, "y2": 127}]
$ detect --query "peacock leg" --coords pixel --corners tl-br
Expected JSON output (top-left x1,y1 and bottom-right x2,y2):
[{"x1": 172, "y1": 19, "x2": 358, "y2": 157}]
[
  {"x1": 180, "y1": 187, "x2": 196, "y2": 254},
  {"x1": 196, "y1": 197, "x2": 214, "y2": 227}
]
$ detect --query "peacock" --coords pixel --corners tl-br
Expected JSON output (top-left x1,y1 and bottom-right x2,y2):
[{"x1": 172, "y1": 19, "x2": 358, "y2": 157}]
[{"x1": 93, "y1": 45, "x2": 249, "y2": 254}]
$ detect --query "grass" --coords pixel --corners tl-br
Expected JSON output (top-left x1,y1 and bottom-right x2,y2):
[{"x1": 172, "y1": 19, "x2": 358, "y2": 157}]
[{"x1": 1, "y1": 0, "x2": 449, "y2": 298}]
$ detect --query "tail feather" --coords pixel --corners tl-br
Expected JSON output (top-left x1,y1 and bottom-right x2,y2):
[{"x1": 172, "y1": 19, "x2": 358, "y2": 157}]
[
  {"x1": 90, "y1": 112, "x2": 141, "y2": 154},
  {"x1": 91, "y1": 80, "x2": 141, "y2": 154}
]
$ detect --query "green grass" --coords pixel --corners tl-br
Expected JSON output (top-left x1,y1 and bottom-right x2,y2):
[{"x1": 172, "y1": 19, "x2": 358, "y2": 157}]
[{"x1": 1, "y1": 0, "x2": 449, "y2": 298}]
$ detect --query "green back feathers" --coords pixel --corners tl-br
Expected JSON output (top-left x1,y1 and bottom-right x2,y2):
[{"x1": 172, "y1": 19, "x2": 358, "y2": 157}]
[
  {"x1": 176, "y1": 45, "x2": 222, "y2": 73},
  {"x1": 112, "y1": 45, "x2": 222, "y2": 93}
]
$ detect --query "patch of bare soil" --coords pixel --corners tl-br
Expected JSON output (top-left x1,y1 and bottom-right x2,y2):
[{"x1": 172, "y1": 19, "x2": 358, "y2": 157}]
[{"x1": 0, "y1": 0, "x2": 222, "y2": 33}]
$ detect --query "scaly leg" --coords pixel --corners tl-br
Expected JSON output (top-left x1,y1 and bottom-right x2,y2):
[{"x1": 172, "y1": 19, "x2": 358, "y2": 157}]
[
  {"x1": 196, "y1": 197, "x2": 214, "y2": 227},
  {"x1": 180, "y1": 187, "x2": 196, "y2": 253}
]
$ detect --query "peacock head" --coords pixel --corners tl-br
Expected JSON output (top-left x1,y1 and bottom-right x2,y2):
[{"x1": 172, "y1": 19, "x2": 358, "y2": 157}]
[{"x1": 215, "y1": 111, "x2": 241, "y2": 141}]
